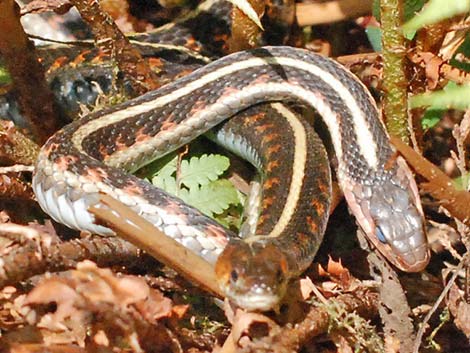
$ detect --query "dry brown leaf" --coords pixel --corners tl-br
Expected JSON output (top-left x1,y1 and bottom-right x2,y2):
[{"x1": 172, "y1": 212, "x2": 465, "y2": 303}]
[
  {"x1": 134, "y1": 289, "x2": 173, "y2": 323},
  {"x1": 317, "y1": 257, "x2": 354, "y2": 291},
  {"x1": 24, "y1": 278, "x2": 80, "y2": 331},
  {"x1": 333, "y1": 333, "x2": 353, "y2": 353},
  {"x1": 448, "y1": 283, "x2": 470, "y2": 337},
  {"x1": 299, "y1": 277, "x2": 316, "y2": 300},
  {"x1": 22, "y1": 261, "x2": 178, "y2": 347},
  {"x1": 229, "y1": 308, "x2": 277, "y2": 347},
  {"x1": 384, "y1": 335, "x2": 401, "y2": 353},
  {"x1": 171, "y1": 304, "x2": 189, "y2": 319},
  {"x1": 320, "y1": 281, "x2": 340, "y2": 297},
  {"x1": 93, "y1": 329, "x2": 110, "y2": 346},
  {"x1": 21, "y1": 0, "x2": 72, "y2": 15},
  {"x1": 24, "y1": 278, "x2": 88, "y2": 345},
  {"x1": 75, "y1": 261, "x2": 175, "y2": 322},
  {"x1": 25, "y1": 279, "x2": 81, "y2": 324},
  {"x1": 75, "y1": 261, "x2": 150, "y2": 307}
]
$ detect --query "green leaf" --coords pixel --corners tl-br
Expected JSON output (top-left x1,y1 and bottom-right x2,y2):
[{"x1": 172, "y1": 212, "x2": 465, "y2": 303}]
[
  {"x1": 179, "y1": 154, "x2": 230, "y2": 190},
  {"x1": 421, "y1": 108, "x2": 444, "y2": 129},
  {"x1": 409, "y1": 84, "x2": 470, "y2": 110},
  {"x1": 403, "y1": 0, "x2": 470, "y2": 36},
  {"x1": 372, "y1": 0, "x2": 380, "y2": 20},
  {"x1": 403, "y1": 0, "x2": 427, "y2": 21},
  {"x1": 373, "y1": 0, "x2": 426, "y2": 26},
  {"x1": 151, "y1": 156, "x2": 178, "y2": 195},
  {"x1": 150, "y1": 153, "x2": 242, "y2": 221},
  {"x1": 453, "y1": 173, "x2": 470, "y2": 191},
  {"x1": 179, "y1": 179, "x2": 240, "y2": 217},
  {"x1": 365, "y1": 26, "x2": 382, "y2": 52},
  {"x1": 0, "y1": 66, "x2": 11, "y2": 85},
  {"x1": 450, "y1": 35, "x2": 470, "y2": 72}
]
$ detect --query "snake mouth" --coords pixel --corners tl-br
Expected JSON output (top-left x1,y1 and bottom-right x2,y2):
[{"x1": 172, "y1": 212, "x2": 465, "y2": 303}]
[
  {"x1": 371, "y1": 235, "x2": 430, "y2": 272},
  {"x1": 222, "y1": 288, "x2": 281, "y2": 312}
]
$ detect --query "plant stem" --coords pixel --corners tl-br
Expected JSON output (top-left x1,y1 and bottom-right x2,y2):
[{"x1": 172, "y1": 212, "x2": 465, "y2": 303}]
[{"x1": 380, "y1": 0, "x2": 410, "y2": 142}]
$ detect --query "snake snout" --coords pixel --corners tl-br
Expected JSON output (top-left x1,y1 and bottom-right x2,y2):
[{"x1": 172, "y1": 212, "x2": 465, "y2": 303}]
[
  {"x1": 344, "y1": 168, "x2": 430, "y2": 272},
  {"x1": 368, "y1": 179, "x2": 429, "y2": 271},
  {"x1": 215, "y1": 239, "x2": 289, "y2": 311}
]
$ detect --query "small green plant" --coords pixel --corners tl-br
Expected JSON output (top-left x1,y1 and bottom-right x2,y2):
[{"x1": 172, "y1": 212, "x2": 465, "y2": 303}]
[
  {"x1": 403, "y1": 0, "x2": 470, "y2": 38},
  {"x1": 324, "y1": 300, "x2": 384, "y2": 353},
  {"x1": 0, "y1": 65, "x2": 11, "y2": 85},
  {"x1": 150, "y1": 152, "x2": 244, "y2": 228},
  {"x1": 410, "y1": 82, "x2": 470, "y2": 111}
]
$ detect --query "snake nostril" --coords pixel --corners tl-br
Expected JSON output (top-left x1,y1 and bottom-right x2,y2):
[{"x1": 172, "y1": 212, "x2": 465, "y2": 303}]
[{"x1": 230, "y1": 269, "x2": 239, "y2": 282}]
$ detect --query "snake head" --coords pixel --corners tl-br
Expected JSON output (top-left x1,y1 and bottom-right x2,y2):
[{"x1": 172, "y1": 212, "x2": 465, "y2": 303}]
[
  {"x1": 215, "y1": 238, "x2": 289, "y2": 311},
  {"x1": 342, "y1": 156, "x2": 430, "y2": 272}
]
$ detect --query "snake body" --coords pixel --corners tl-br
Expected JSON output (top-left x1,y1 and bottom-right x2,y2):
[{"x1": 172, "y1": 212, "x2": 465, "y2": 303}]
[{"x1": 33, "y1": 46, "x2": 430, "y2": 310}]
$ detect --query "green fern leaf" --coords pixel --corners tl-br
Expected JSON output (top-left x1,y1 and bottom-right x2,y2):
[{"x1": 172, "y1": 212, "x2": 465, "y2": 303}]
[
  {"x1": 179, "y1": 179, "x2": 240, "y2": 217},
  {"x1": 403, "y1": 0, "x2": 470, "y2": 38},
  {"x1": 179, "y1": 154, "x2": 230, "y2": 190},
  {"x1": 410, "y1": 83, "x2": 470, "y2": 110},
  {"x1": 151, "y1": 157, "x2": 178, "y2": 195}
]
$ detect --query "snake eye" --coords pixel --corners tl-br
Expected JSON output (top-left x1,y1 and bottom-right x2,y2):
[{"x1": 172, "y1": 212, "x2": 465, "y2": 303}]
[
  {"x1": 230, "y1": 269, "x2": 239, "y2": 282},
  {"x1": 376, "y1": 226, "x2": 387, "y2": 244}
]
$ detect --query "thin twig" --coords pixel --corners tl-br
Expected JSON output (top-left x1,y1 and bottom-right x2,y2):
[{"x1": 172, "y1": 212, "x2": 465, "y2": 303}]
[
  {"x1": 391, "y1": 136, "x2": 470, "y2": 226},
  {"x1": 296, "y1": 0, "x2": 373, "y2": 27},
  {"x1": 0, "y1": 165, "x2": 34, "y2": 173},
  {"x1": 68, "y1": 0, "x2": 160, "y2": 94},
  {"x1": 0, "y1": 235, "x2": 143, "y2": 288},
  {"x1": 413, "y1": 253, "x2": 469, "y2": 353},
  {"x1": 0, "y1": 0, "x2": 62, "y2": 144},
  {"x1": 90, "y1": 194, "x2": 223, "y2": 298}
]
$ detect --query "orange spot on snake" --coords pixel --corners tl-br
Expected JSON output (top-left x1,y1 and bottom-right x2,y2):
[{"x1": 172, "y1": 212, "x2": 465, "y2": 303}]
[
  {"x1": 266, "y1": 160, "x2": 280, "y2": 172},
  {"x1": 189, "y1": 100, "x2": 207, "y2": 115},
  {"x1": 255, "y1": 124, "x2": 274, "y2": 134},
  {"x1": 263, "y1": 178, "x2": 280, "y2": 190},
  {"x1": 148, "y1": 57, "x2": 163, "y2": 68},
  {"x1": 122, "y1": 182, "x2": 145, "y2": 196},
  {"x1": 265, "y1": 144, "x2": 281, "y2": 155},
  {"x1": 86, "y1": 168, "x2": 108, "y2": 182},
  {"x1": 219, "y1": 86, "x2": 240, "y2": 100},
  {"x1": 135, "y1": 129, "x2": 152, "y2": 143},
  {"x1": 114, "y1": 137, "x2": 128, "y2": 152},
  {"x1": 310, "y1": 198, "x2": 326, "y2": 216},
  {"x1": 54, "y1": 155, "x2": 78, "y2": 171},
  {"x1": 72, "y1": 50, "x2": 92, "y2": 67},
  {"x1": 243, "y1": 112, "x2": 264, "y2": 127},
  {"x1": 160, "y1": 120, "x2": 177, "y2": 131},
  {"x1": 206, "y1": 224, "x2": 230, "y2": 246},
  {"x1": 306, "y1": 216, "x2": 319, "y2": 233},
  {"x1": 252, "y1": 74, "x2": 272, "y2": 85},
  {"x1": 317, "y1": 179, "x2": 330, "y2": 194},
  {"x1": 262, "y1": 196, "x2": 275, "y2": 209},
  {"x1": 47, "y1": 57, "x2": 69, "y2": 73}
]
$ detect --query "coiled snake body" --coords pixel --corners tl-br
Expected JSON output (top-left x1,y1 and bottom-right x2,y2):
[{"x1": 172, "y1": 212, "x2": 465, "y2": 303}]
[{"x1": 33, "y1": 46, "x2": 430, "y2": 311}]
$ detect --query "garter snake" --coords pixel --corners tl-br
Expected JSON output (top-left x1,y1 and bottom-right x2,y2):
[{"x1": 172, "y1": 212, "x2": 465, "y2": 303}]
[{"x1": 32, "y1": 46, "x2": 430, "y2": 311}]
